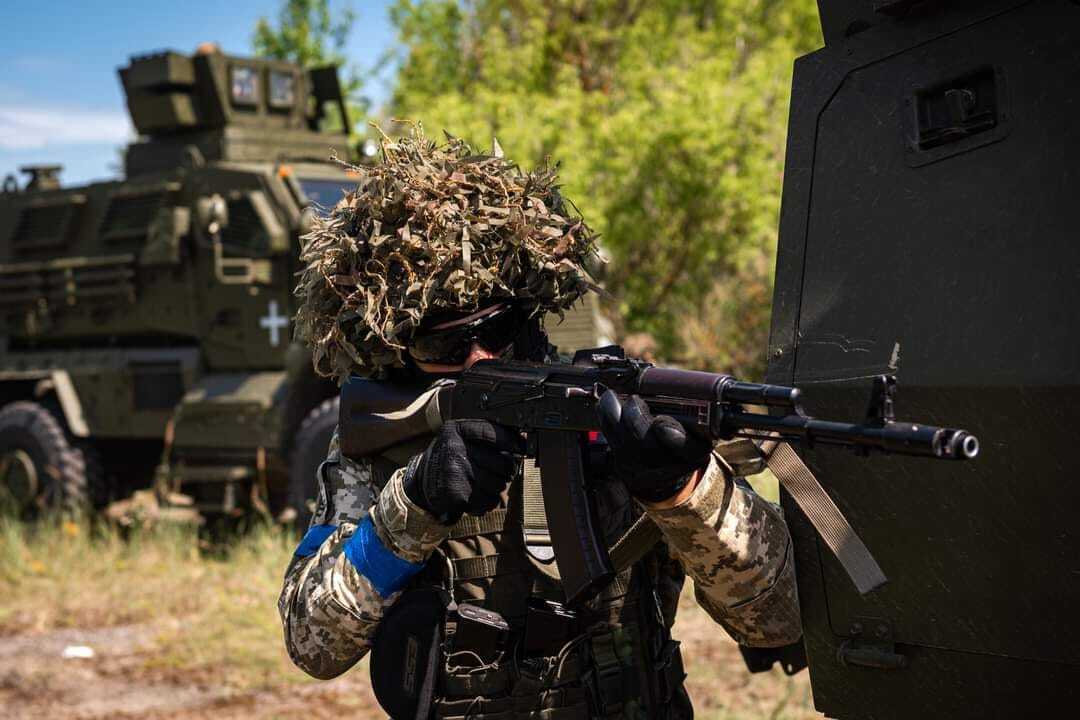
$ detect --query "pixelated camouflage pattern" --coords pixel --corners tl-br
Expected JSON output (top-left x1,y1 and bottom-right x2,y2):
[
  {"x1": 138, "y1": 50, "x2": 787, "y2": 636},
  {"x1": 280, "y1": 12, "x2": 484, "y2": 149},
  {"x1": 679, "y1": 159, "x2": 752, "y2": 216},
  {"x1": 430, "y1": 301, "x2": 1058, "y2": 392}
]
[
  {"x1": 280, "y1": 427, "x2": 800, "y2": 691},
  {"x1": 324, "y1": 428, "x2": 342, "y2": 461},
  {"x1": 646, "y1": 454, "x2": 802, "y2": 647},
  {"x1": 278, "y1": 521, "x2": 386, "y2": 679},
  {"x1": 370, "y1": 463, "x2": 451, "y2": 564},
  {"x1": 313, "y1": 431, "x2": 378, "y2": 526},
  {"x1": 278, "y1": 433, "x2": 450, "y2": 679},
  {"x1": 278, "y1": 449, "x2": 385, "y2": 679}
]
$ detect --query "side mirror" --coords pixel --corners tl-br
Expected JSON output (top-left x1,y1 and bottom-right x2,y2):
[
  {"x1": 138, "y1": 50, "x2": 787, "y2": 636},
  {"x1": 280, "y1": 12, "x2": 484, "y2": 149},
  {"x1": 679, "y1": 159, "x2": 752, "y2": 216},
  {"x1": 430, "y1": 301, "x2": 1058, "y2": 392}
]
[{"x1": 196, "y1": 194, "x2": 228, "y2": 234}]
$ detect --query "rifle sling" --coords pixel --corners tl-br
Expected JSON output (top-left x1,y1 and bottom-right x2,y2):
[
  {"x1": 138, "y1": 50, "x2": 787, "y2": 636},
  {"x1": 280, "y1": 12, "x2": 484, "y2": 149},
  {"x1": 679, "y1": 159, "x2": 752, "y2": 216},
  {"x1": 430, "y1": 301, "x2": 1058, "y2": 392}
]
[
  {"x1": 522, "y1": 458, "x2": 552, "y2": 549},
  {"x1": 765, "y1": 441, "x2": 888, "y2": 595},
  {"x1": 606, "y1": 440, "x2": 890, "y2": 595},
  {"x1": 520, "y1": 457, "x2": 562, "y2": 583}
]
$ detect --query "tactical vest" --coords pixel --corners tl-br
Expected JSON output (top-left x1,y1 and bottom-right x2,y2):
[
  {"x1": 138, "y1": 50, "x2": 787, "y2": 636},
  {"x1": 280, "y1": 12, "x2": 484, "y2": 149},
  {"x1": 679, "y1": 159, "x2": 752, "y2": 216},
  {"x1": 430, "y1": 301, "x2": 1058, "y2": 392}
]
[{"x1": 371, "y1": 441, "x2": 692, "y2": 720}]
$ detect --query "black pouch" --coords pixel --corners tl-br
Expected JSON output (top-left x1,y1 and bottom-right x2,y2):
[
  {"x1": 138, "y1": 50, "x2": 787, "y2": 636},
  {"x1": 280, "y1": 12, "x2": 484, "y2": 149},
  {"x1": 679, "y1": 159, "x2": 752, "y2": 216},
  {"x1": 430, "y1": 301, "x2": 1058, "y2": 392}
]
[
  {"x1": 453, "y1": 603, "x2": 510, "y2": 658},
  {"x1": 371, "y1": 587, "x2": 450, "y2": 720},
  {"x1": 523, "y1": 598, "x2": 577, "y2": 657}
]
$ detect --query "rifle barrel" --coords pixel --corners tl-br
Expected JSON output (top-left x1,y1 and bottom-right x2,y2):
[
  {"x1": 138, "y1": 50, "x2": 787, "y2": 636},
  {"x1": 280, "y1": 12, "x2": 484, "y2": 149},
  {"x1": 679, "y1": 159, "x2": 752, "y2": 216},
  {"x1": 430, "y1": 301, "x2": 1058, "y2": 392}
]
[{"x1": 724, "y1": 409, "x2": 979, "y2": 460}]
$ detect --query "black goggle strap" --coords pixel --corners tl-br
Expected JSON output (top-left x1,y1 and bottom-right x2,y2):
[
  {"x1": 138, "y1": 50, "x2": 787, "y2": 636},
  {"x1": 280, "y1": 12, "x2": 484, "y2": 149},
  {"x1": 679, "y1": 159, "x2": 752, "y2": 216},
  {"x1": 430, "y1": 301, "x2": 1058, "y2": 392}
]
[{"x1": 470, "y1": 304, "x2": 521, "y2": 349}]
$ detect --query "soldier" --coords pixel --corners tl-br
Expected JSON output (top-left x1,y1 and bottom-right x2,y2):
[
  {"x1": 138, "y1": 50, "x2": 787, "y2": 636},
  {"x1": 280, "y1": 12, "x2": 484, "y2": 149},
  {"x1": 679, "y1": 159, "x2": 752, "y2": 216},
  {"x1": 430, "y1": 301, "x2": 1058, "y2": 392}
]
[{"x1": 280, "y1": 129, "x2": 801, "y2": 719}]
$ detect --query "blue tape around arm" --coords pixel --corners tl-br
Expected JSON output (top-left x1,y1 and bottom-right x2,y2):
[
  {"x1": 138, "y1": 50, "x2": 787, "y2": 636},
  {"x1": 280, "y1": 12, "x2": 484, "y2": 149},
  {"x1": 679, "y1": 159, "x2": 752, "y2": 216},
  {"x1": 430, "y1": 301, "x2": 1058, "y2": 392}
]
[
  {"x1": 344, "y1": 515, "x2": 424, "y2": 597},
  {"x1": 294, "y1": 523, "x2": 338, "y2": 558}
]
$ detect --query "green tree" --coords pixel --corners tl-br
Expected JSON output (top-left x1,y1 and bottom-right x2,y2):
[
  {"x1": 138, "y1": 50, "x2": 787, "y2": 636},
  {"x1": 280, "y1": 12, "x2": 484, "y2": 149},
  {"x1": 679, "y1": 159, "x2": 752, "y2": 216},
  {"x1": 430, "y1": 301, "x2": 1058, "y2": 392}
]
[
  {"x1": 253, "y1": 0, "x2": 368, "y2": 134},
  {"x1": 386, "y1": 0, "x2": 821, "y2": 377}
]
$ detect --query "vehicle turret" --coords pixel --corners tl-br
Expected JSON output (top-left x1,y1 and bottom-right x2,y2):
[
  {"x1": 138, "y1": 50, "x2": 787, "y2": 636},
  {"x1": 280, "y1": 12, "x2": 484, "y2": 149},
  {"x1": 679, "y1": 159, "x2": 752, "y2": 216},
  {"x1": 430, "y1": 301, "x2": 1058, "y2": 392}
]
[{"x1": 119, "y1": 47, "x2": 350, "y2": 176}]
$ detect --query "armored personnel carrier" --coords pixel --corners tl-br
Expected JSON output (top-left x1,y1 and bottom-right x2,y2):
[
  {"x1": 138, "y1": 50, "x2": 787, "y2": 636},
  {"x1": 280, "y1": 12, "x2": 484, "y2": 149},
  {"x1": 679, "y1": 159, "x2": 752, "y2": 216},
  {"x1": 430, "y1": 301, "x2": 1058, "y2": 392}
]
[
  {"x1": 0, "y1": 47, "x2": 602, "y2": 523},
  {"x1": 0, "y1": 48, "x2": 359, "y2": 520}
]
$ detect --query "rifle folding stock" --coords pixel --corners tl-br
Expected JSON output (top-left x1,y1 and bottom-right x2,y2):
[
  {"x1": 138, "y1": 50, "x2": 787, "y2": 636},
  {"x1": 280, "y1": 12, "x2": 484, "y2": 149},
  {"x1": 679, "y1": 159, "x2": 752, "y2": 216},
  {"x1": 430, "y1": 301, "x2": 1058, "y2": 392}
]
[{"x1": 340, "y1": 349, "x2": 979, "y2": 604}]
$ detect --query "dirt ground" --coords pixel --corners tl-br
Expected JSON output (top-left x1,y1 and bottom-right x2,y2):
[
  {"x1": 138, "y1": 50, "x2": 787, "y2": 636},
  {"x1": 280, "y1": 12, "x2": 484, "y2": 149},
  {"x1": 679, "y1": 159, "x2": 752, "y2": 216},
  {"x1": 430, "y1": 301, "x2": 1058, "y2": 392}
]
[
  {"x1": 0, "y1": 601, "x2": 817, "y2": 720},
  {"x1": 0, "y1": 621, "x2": 379, "y2": 719},
  {"x1": 0, "y1": 520, "x2": 818, "y2": 719},
  {"x1": 674, "y1": 597, "x2": 818, "y2": 720}
]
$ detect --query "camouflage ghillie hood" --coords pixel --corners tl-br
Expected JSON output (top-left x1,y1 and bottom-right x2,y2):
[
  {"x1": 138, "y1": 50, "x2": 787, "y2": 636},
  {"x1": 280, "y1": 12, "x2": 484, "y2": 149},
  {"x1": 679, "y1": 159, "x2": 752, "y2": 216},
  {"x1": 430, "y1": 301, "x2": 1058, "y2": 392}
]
[{"x1": 294, "y1": 126, "x2": 600, "y2": 382}]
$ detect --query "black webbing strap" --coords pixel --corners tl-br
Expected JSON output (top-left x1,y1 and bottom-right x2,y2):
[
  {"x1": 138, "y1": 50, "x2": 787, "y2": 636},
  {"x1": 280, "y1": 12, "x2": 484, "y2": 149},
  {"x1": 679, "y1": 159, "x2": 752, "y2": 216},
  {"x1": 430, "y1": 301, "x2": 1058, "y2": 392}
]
[{"x1": 587, "y1": 630, "x2": 628, "y2": 718}]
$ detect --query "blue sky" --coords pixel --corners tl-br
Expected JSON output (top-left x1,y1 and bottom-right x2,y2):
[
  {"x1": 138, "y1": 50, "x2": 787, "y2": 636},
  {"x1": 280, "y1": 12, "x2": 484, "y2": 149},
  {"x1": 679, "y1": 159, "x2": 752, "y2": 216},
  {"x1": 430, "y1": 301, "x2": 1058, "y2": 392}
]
[{"x1": 0, "y1": 1, "x2": 396, "y2": 186}]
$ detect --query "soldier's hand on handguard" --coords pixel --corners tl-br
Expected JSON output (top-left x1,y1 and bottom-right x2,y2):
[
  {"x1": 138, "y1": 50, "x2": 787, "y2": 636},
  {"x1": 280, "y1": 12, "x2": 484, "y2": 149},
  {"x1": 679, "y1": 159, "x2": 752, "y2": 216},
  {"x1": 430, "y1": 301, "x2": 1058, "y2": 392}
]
[
  {"x1": 403, "y1": 419, "x2": 524, "y2": 525},
  {"x1": 598, "y1": 391, "x2": 713, "y2": 505}
]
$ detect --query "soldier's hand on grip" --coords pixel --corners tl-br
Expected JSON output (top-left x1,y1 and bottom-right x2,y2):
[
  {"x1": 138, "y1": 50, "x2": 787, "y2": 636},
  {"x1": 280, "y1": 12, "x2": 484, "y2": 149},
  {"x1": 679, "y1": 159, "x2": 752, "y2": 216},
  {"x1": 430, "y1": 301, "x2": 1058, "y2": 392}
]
[
  {"x1": 404, "y1": 419, "x2": 524, "y2": 525},
  {"x1": 598, "y1": 391, "x2": 713, "y2": 504}
]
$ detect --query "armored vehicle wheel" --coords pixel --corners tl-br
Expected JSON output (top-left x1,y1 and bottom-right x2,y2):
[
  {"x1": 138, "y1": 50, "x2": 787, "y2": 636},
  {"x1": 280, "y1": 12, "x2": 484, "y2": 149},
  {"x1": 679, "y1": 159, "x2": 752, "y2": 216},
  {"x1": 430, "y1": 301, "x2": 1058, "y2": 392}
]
[
  {"x1": 0, "y1": 401, "x2": 105, "y2": 518},
  {"x1": 288, "y1": 397, "x2": 339, "y2": 530}
]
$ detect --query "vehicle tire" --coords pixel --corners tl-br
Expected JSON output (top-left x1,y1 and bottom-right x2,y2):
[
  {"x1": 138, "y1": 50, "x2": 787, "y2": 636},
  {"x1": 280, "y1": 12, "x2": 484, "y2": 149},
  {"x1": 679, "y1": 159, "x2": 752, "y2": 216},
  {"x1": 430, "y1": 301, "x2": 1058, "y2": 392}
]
[
  {"x1": 287, "y1": 396, "x2": 339, "y2": 530},
  {"x1": 0, "y1": 401, "x2": 106, "y2": 518}
]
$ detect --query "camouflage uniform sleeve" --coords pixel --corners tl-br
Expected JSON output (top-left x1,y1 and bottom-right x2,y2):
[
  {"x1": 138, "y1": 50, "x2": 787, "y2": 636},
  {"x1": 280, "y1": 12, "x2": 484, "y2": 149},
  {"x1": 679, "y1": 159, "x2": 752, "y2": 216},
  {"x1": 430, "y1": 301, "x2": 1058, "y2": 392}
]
[
  {"x1": 645, "y1": 454, "x2": 802, "y2": 647},
  {"x1": 277, "y1": 428, "x2": 450, "y2": 679}
]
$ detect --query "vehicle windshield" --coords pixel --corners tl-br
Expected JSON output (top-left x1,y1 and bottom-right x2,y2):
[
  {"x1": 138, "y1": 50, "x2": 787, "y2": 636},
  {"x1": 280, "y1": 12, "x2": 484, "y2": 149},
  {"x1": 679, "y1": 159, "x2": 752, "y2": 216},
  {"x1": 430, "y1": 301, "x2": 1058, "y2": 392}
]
[{"x1": 299, "y1": 178, "x2": 353, "y2": 214}]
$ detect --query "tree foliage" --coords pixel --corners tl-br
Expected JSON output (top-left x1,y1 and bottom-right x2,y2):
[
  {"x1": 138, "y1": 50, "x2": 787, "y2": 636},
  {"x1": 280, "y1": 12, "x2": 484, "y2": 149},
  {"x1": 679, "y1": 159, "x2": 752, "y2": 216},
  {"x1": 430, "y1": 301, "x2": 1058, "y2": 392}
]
[
  {"x1": 253, "y1": 0, "x2": 367, "y2": 133},
  {"x1": 386, "y1": 0, "x2": 821, "y2": 377}
]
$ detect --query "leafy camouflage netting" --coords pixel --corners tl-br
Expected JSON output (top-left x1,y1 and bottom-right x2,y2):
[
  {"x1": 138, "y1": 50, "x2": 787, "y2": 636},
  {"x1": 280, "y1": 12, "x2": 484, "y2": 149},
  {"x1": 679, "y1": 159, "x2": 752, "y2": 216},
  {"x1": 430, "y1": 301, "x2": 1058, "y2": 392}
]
[{"x1": 294, "y1": 125, "x2": 600, "y2": 381}]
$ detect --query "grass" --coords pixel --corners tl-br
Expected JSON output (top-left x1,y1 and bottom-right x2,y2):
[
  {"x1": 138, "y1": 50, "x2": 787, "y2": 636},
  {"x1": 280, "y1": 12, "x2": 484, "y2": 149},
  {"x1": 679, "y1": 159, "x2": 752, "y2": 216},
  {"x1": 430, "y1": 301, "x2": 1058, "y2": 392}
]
[
  {"x1": 0, "y1": 517, "x2": 305, "y2": 691},
  {"x1": 747, "y1": 468, "x2": 780, "y2": 504},
  {"x1": 674, "y1": 576, "x2": 817, "y2": 720},
  {"x1": 0, "y1": 515, "x2": 818, "y2": 718}
]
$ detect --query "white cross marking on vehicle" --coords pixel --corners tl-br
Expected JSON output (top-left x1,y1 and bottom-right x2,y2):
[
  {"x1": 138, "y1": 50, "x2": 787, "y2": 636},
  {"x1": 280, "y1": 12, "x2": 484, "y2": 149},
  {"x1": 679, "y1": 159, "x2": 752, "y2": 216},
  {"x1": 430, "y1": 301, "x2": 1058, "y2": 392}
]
[{"x1": 259, "y1": 300, "x2": 289, "y2": 347}]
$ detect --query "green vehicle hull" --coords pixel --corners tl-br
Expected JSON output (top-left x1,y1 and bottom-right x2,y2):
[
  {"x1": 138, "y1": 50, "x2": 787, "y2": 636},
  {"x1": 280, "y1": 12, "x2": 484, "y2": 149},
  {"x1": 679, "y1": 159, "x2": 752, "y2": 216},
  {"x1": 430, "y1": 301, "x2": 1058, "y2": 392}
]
[{"x1": 0, "y1": 48, "x2": 601, "y2": 520}]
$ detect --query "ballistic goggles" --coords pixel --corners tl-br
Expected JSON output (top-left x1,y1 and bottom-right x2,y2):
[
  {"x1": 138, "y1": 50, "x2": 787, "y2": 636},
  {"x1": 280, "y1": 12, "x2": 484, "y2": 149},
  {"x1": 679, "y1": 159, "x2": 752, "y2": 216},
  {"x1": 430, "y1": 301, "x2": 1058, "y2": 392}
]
[{"x1": 408, "y1": 303, "x2": 523, "y2": 365}]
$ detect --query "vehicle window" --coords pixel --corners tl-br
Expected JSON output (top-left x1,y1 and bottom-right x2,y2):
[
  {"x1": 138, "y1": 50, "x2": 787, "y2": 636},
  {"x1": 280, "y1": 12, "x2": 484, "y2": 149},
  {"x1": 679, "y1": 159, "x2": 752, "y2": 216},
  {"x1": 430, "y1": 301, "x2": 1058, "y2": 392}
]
[
  {"x1": 299, "y1": 179, "x2": 352, "y2": 214},
  {"x1": 269, "y1": 71, "x2": 296, "y2": 108},
  {"x1": 230, "y1": 66, "x2": 259, "y2": 106},
  {"x1": 220, "y1": 195, "x2": 269, "y2": 256}
]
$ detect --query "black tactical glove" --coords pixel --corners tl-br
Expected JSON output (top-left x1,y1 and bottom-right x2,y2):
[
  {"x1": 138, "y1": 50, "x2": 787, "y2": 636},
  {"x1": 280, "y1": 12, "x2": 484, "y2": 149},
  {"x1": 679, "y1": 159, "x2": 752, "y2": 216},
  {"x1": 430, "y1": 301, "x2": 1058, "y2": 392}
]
[
  {"x1": 403, "y1": 419, "x2": 523, "y2": 525},
  {"x1": 597, "y1": 390, "x2": 713, "y2": 504}
]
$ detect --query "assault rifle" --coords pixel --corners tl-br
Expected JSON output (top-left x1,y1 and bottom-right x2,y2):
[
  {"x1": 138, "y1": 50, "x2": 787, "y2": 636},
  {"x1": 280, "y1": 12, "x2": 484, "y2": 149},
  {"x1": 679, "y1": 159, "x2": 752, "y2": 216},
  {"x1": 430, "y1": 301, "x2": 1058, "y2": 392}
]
[{"x1": 339, "y1": 347, "x2": 979, "y2": 604}]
